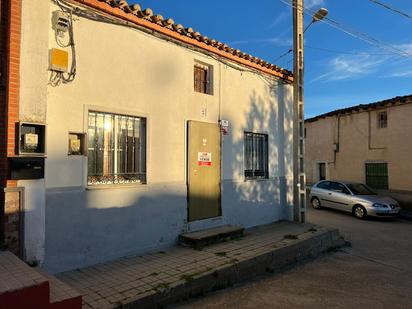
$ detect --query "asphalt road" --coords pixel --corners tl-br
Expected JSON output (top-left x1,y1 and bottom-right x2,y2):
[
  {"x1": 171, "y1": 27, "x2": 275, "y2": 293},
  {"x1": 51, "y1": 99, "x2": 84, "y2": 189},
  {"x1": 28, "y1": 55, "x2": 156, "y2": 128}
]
[{"x1": 173, "y1": 206, "x2": 412, "y2": 308}]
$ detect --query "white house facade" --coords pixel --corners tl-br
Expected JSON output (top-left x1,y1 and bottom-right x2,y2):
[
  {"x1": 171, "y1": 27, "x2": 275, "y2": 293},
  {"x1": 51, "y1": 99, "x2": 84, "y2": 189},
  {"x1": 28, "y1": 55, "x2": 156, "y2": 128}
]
[{"x1": 1, "y1": 0, "x2": 295, "y2": 273}]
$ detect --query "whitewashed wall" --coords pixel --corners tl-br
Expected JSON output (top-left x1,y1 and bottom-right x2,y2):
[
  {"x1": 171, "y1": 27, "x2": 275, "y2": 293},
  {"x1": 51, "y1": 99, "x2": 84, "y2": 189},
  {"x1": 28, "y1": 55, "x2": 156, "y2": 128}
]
[{"x1": 18, "y1": 0, "x2": 294, "y2": 272}]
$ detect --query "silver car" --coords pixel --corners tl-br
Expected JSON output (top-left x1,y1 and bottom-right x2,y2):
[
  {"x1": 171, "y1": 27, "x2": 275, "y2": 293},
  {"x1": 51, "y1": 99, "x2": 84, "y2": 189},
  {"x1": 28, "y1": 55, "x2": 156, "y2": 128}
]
[{"x1": 309, "y1": 180, "x2": 400, "y2": 219}]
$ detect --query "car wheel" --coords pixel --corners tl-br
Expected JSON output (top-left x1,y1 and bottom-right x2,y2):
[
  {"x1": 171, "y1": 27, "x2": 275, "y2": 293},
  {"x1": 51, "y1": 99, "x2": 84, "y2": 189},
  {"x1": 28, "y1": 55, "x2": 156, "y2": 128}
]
[
  {"x1": 353, "y1": 205, "x2": 367, "y2": 219},
  {"x1": 311, "y1": 197, "x2": 321, "y2": 209}
]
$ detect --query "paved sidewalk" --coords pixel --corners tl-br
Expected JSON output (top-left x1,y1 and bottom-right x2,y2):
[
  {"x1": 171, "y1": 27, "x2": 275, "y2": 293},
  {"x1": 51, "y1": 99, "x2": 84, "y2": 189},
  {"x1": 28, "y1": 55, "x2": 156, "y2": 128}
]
[{"x1": 56, "y1": 222, "x2": 343, "y2": 309}]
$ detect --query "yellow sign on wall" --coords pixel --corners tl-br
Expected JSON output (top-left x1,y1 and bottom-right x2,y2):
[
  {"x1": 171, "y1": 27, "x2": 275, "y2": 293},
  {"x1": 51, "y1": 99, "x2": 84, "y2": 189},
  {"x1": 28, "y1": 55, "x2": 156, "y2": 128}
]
[{"x1": 50, "y1": 48, "x2": 68, "y2": 72}]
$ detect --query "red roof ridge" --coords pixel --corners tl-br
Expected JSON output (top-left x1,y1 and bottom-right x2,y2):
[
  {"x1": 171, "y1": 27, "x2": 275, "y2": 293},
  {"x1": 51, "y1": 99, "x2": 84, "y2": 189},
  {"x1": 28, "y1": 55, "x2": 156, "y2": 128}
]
[{"x1": 70, "y1": 0, "x2": 293, "y2": 81}]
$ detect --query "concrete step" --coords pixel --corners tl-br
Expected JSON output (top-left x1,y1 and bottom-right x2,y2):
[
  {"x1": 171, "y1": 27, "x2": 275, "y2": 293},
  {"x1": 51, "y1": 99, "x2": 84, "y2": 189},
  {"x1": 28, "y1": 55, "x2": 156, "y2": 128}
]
[
  {"x1": 0, "y1": 251, "x2": 82, "y2": 309},
  {"x1": 0, "y1": 251, "x2": 50, "y2": 308},
  {"x1": 37, "y1": 268, "x2": 82, "y2": 309},
  {"x1": 179, "y1": 225, "x2": 244, "y2": 249}
]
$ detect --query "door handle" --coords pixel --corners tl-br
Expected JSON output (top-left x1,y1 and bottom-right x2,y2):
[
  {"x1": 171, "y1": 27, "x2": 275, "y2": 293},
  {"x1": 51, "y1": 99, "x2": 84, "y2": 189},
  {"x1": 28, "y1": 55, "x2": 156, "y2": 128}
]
[{"x1": 328, "y1": 193, "x2": 332, "y2": 195}]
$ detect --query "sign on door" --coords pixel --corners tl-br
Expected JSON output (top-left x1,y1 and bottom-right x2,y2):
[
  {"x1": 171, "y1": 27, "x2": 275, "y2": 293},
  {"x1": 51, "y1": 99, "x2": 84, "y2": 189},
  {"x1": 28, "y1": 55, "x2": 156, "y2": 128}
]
[{"x1": 198, "y1": 152, "x2": 212, "y2": 166}]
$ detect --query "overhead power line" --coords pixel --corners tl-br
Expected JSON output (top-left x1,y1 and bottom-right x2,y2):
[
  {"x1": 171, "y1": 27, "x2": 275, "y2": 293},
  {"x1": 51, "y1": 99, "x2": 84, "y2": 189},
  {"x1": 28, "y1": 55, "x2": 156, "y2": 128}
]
[
  {"x1": 367, "y1": 0, "x2": 412, "y2": 20},
  {"x1": 273, "y1": 48, "x2": 292, "y2": 62},
  {"x1": 278, "y1": 0, "x2": 412, "y2": 59},
  {"x1": 305, "y1": 45, "x2": 393, "y2": 56}
]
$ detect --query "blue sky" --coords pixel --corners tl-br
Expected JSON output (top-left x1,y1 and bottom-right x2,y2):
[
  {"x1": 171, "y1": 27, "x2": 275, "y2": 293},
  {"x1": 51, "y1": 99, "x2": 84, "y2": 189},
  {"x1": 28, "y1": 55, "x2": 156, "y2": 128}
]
[{"x1": 138, "y1": 0, "x2": 412, "y2": 118}]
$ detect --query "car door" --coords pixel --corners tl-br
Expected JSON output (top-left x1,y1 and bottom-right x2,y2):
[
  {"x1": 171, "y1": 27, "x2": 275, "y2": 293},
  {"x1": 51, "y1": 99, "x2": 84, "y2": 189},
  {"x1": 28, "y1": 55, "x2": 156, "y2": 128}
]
[
  {"x1": 327, "y1": 182, "x2": 353, "y2": 211},
  {"x1": 315, "y1": 181, "x2": 333, "y2": 208}
]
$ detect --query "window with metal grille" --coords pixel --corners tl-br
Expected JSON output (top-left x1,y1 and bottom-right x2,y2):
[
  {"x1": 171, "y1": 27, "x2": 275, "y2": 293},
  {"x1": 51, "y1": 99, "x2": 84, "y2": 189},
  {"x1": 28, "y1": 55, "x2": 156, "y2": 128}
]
[
  {"x1": 194, "y1": 64, "x2": 212, "y2": 94},
  {"x1": 365, "y1": 163, "x2": 388, "y2": 189},
  {"x1": 377, "y1": 111, "x2": 387, "y2": 129},
  {"x1": 87, "y1": 111, "x2": 146, "y2": 185},
  {"x1": 244, "y1": 132, "x2": 268, "y2": 179}
]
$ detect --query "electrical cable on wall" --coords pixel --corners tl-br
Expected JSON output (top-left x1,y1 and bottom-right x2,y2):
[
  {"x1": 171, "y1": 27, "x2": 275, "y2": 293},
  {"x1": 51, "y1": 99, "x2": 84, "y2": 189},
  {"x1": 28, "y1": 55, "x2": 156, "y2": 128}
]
[
  {"x1": 53, "y1": 0, "x2": 290, "y2": 90},
  {"x1": 49, "y1": 0, "x2": 77, "y2": 86}
]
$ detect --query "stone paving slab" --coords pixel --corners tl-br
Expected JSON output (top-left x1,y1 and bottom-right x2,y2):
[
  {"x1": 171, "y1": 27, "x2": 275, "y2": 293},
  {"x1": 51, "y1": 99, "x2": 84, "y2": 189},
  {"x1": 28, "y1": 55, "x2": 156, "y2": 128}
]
[{"x1": 56, "y1": 221, "x2": 345, "y2": 309}]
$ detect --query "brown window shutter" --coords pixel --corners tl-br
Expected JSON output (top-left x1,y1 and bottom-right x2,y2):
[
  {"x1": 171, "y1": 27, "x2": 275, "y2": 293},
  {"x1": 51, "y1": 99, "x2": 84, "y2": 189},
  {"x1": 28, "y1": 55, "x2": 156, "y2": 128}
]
[
  {"x1": 194, "y1": 66, "x2": 208, "y2": 94},
  {"x1": 200, "y1": 68, "x2": 207, "y2": 93}
]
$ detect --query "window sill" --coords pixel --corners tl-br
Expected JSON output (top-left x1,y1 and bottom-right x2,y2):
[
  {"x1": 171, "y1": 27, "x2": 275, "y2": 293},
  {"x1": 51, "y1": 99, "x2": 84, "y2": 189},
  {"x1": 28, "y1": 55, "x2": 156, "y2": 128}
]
[
  {"x1": 194, "y1": 91, "x2": 213, "y2": 96},
  {"x1": 244, "y1": 178, "x2": 270, "y2": 182},
  {"x1": 86, "y1": 183, "x2": 147, "y2": 190}
]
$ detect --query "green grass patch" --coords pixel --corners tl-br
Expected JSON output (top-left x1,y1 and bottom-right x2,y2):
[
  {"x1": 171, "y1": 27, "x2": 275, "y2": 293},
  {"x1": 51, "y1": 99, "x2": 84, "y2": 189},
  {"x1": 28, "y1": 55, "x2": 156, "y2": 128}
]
[
  {"x1": 180, "y1": 274, "x2": 194, "y2": 283},
  {"x1": 153, "y1": 282, "x2": 169, "y2": 291}
]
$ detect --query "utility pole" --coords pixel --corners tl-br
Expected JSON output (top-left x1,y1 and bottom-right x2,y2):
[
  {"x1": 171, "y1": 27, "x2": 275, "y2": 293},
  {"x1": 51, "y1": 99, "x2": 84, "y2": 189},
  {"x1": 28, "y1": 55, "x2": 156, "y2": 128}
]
[{"x1": 293, "y1": 0, "x2": 306, "y2": 223}]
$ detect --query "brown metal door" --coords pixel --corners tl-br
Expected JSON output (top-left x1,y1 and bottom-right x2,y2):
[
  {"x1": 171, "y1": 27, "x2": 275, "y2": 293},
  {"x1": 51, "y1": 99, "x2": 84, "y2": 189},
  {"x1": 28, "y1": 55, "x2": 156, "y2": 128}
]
[{"x1": 187, "y1": 121, "x2": 221, "y2": 221}]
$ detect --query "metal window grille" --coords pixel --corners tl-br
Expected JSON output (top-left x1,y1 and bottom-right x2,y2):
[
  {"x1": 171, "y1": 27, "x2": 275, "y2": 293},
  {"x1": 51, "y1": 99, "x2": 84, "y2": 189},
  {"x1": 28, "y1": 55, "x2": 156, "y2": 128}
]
[
  {"x1": 377, "y1": 111, "x2": 387, "y2": 129},
  {"x1": 194, "y1": 65, "x2": 209, "y2": 94},
  {"x1": 244, "y1": 132, "x2": 269, "y2": 179},
  {"x1": 87, "y1": 111, "x2": 146, "y2": 185},
  {"x1": 365, "y1": 163, "x2": 388, "y2": 189}
]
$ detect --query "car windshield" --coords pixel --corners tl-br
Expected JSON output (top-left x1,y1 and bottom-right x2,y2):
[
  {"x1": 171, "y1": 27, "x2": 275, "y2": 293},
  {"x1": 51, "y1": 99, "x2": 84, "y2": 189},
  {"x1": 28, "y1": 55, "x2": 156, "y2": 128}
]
[{"x1": 347, "y1": 183, "x2": 376, "y2": 195}]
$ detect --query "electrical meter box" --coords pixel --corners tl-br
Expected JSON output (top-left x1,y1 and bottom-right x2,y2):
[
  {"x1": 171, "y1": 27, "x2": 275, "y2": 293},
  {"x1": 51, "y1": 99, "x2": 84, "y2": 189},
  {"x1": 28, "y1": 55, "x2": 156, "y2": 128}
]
[
  {"x1": 68, "y1": 133, "x2": 86, "y2": 155},
  {"x1": 18, "y1": 122, "x2": 46, "y2": 156}
]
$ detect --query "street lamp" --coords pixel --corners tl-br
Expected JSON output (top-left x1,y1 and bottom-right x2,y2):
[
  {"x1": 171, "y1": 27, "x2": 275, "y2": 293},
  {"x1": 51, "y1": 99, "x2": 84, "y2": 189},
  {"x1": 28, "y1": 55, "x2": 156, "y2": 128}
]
[
  {"x1": 304, "y1": 8, "x2": 329, "y2": 33},
  {"x1": 292, "y1": 2, "x2": 328, "y2": 223}
]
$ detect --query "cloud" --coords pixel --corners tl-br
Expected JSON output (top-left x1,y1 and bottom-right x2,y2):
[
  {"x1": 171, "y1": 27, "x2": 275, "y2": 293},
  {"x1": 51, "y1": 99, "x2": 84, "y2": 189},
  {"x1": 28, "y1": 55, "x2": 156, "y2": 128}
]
[
  {"x1": 389, "y1": 71, "x2": 412, "y2": 77},
  {"x1": 395, "y1": 43, "x2": 412, "y2": 55},
  {"x1": 270, "y1": 11, "x2": 289, "y2": 28},
  {"x1": 305, "y1": 0, "x2": 325, "y2": 9},
  {"x1": 311, "y1": 54, "x2": 388, "y2": 82},
  {"x1": 377, "y1": 43, "x2": 412, "y2": 78}
]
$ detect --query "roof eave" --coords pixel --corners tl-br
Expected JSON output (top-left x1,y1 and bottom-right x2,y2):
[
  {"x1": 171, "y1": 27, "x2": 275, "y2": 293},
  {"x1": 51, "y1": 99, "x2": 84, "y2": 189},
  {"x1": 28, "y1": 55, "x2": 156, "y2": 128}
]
[{"x1": 69, "y1": 0, "x2": 293, "y2": 82}]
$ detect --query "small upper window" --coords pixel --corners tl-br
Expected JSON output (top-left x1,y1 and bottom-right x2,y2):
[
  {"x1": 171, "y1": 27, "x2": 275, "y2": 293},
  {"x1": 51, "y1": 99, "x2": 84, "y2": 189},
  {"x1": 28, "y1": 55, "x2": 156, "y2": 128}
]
[
  {"x1": 377, "y1": 111, "x2": 387, "y2": 129},
  {"x1": 194, "y1": 62, "x2": 212, "y2": 95}
]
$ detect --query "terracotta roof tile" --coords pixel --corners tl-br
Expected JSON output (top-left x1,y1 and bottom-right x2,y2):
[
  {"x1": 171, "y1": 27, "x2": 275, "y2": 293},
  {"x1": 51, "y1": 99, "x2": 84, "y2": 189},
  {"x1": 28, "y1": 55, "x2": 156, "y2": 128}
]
[
  {"x1": 72, "y1": 0, "x2": 293, "y2": 81},
  {"x1": 305, "y1": 94, "x2": 412, "y2": 123}
]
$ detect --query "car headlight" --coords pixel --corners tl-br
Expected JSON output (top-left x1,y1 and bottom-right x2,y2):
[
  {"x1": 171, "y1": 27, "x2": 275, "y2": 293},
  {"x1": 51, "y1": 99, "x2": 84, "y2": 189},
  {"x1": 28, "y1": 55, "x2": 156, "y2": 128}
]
[{"x1": 372, "y1": 203, "x2": 387, "y2": 208}]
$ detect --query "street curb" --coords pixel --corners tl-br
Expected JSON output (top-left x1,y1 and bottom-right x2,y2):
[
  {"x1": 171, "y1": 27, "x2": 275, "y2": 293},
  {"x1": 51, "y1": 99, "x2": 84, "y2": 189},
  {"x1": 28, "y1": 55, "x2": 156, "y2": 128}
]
[{"x1": 119, "y1": 228, "x2": 345, "y2": 309}]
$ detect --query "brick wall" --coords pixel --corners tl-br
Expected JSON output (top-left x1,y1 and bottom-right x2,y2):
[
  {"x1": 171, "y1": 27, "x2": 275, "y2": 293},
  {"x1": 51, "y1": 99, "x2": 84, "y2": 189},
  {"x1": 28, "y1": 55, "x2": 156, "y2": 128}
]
[{"x1": 0, "y1": 0, "x2": 21, "y2": 253}]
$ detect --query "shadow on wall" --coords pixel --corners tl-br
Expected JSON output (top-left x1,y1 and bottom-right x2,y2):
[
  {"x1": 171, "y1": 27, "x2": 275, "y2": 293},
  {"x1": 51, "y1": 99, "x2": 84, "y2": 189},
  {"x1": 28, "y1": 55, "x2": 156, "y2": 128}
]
[
  {"x1": 44, "y1": 184, "x2": 187, "y2": 273},
  {"x1": 42, "y1": 82, "x2": 295, "y2": 273},
  {"x1": 222, "y1": 84, "x2": 294, "y2": 225}
]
